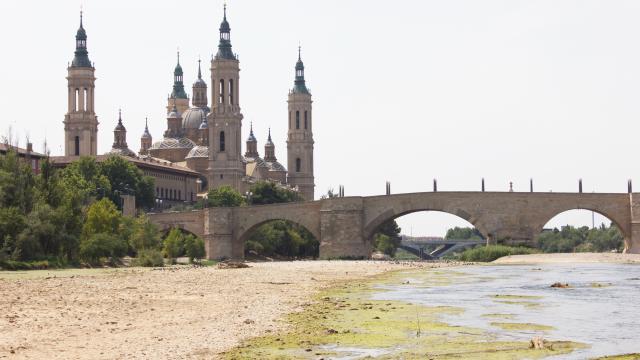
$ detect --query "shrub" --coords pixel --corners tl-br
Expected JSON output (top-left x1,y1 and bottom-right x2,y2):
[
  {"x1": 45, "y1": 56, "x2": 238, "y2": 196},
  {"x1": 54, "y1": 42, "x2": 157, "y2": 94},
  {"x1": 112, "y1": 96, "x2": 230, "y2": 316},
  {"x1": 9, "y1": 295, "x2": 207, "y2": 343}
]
[
  {"x1": 0, "y1": 259, "x2": 50, "y2": 270},
  {"x1": 133, "y1": 249, "x2": 164, "y2": 267},
  {"x1": 184, "y1": 235, "x2": 206, "y2": 263},
  {"x1": 79, "y1": 233, "x2": 128, "y2": 265},
  {"x1": 207, "y1": 186, "x2": 245, "y2": 207},
  {"x1": 458, "y1": 245, "x2": 538, "y2": 262}
]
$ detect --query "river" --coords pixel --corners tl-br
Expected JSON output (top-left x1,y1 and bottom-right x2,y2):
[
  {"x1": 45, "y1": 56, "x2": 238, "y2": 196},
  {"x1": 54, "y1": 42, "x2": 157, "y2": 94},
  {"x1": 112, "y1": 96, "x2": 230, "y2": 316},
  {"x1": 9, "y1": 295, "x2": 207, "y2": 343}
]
[{"x1": 373, "y1": 263, "x2": 640, "y2": 359}]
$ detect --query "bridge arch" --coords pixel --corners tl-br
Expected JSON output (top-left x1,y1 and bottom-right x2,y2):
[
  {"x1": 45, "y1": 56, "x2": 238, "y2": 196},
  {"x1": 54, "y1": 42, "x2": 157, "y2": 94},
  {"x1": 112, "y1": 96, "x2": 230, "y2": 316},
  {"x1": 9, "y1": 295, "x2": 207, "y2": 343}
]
[
  {"x1": 147, "y1": 210, "x2": 205, "y2": 239},
  {"x1": 363, "y1": 196, "x2": 491, "y2": 242},
  {"x1": 534, "y1": 208, "x2": 630, "y2": 250},
  {"x1": 233, "y1": 202, "x2": 322, "y2": 247}
]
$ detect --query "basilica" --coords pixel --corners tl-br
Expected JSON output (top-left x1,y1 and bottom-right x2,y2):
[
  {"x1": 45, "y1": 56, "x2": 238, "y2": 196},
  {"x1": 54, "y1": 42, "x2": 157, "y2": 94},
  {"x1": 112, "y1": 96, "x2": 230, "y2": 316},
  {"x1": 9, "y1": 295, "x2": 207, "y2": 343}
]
[{"x1": 58, "y1": 6, "x2": 315, "y2": 203}]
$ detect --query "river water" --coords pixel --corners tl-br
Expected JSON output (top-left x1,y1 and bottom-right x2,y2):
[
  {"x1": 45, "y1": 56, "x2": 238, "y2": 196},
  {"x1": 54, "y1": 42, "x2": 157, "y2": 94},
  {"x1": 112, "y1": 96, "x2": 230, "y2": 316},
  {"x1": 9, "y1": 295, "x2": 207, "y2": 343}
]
[{"x1": 372, "y1": 263, "x2": 640, "y2": 359}]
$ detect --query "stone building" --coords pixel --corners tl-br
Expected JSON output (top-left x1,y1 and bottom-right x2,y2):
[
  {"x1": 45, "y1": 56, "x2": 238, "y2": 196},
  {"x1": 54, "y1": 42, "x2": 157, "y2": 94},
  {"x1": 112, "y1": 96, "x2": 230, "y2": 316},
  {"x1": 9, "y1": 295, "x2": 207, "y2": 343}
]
[{"x1": 59, "y1": 7, "x2": 316, "y2": 203}]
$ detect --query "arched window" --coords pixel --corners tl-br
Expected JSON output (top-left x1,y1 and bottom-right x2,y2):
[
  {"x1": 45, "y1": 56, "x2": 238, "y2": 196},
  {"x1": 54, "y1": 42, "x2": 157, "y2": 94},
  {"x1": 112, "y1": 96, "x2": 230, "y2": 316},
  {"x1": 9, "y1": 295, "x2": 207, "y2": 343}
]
[
  {"x1": 178, "y1": 190, "x2": 181, "y2": 200},
  {"x1": 289, "y1": 111, "x2": 292, "y2": 129},
  {"x1": 219, "y1": 79, "x2": 225, "y2": 104},
  {"x1": 296, "y1": 158, "x2": 301, "y2": 172},
  {"x1": 75, "y1": 89, "x2": 80, "y2": 111},
  {"x1": 74, "y1": 136, "x2": 80, "y2": 156},
  {"x1": 219, "y1": 131, "x2": 225, "y2": 152},
  {"x1": 296, "y1": 111, "x2": 300, "y2": 129},
  {"x1": 161, "y1": 188, "x2": 164, "y2": 198},
  {"x1": 304, "y1": 111, "x2": 308, "y2": 129},
  {"x1": 229, "y1": 79, "x2": 234, "y2": 105},
  {"x1": 84, "y1": 88, "x2": 89, "y2": 111}
]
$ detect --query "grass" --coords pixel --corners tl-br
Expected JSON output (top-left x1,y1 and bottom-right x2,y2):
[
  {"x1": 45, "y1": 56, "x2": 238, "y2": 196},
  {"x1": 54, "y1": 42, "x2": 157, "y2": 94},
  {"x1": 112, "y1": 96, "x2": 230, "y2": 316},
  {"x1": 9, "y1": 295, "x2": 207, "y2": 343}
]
[{"x1": 457, "y1": 245, "x2": 539, "y2": 262}]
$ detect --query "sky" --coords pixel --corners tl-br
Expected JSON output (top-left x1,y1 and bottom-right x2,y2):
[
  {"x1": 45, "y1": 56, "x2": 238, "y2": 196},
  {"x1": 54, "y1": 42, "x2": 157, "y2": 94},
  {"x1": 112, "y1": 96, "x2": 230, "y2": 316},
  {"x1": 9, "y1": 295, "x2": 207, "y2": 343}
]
[{"x1": 1, "y1": 0, "x2": 639, "y2": 236}]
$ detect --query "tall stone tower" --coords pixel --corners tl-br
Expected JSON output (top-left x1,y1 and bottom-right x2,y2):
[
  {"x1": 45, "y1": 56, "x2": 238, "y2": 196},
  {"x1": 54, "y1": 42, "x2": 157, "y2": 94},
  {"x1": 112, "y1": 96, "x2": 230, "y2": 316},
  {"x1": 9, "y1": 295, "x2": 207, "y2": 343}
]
[
  {"x1": 207, "y1": 5, "x2": 245, "y2": 190},
  {"x1": 64, "y1": 12, "x2": 98, "y2": 156},
  {"x1": 140, "y1": 118, "x2": 152, "y2": 155},
  {"x1": 287, "y1": 48, "x2": 315, "y2": 200}
]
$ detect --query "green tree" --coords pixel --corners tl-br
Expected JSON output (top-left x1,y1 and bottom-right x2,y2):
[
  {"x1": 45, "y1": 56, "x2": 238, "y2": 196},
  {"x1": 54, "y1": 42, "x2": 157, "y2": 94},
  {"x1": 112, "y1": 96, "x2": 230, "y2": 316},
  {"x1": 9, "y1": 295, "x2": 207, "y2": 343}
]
[
  {"x1": 445, "y1": 227, "x2": 484, "y2": 240},
  {"x1": 207, "y1": 185, "x2": 245, "y2": 207},
  {"x1": 249, "y1": 181, "x2": 301, "y2": 205},
  {"x1": 80, "y1": 233, "x2": 128, "y2": 265},
  {"x1": 372, "y1": 220, "x2": 402, "y2": 256},
  {"x1": 163, "y1": 228, "x2": 185, "y2": 262},
  {"x1": 0, "y1": 147, "x2": 36, "y2": 213},
  {"x1": 99, "y1": 155, "x2": 155, "y2": 209},
  {"x1": 82, "y1": 198, "x2": 121, "y2": 244},
  {"x1": 129, "y1": 215, "x2": 162, "y2": 252},
  {"x1": 184, "y1": 235, "x2": 206, "y2": 263}
]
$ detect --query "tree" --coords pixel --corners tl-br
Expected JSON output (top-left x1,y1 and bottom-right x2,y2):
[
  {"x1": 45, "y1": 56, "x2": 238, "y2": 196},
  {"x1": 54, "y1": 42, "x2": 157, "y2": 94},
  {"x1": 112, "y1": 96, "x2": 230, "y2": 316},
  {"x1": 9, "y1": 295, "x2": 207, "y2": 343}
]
[
  {"x1": 320, "y1": 188, "x2": 339, "y2": 199},
  {"x1": 0, "y1": 147, "x2": 36, "y2": 213},
  {"x1": 163, "y1": 228, "x2": 185, "y2": 262},
  {"x1": 99, "y1": 155, "x2": 155, "y2": 209},
  {"x1": 249, "y1": 181, "x2": 301, "y2": 205},
  {"x1": 129, "y1": 215, "x2": 162, "y2": 252},
  {"x1": 82, "y1": 198, "x2": 121, "y2": 241},
  {"x1": 207, "y1": 185, "x2": 245, "y2": 207},
  {"x1": 80, "y1": 233, "x2": 128, "y2": 265},
  {"x1": 184, "y1": 235, "x2": 206, "y2": 262},
  {"x1": 372, "y1": 220, "x2": 402, "y2": 256},
  {"x1": 445, "y1": 227, "x2": 483, "y2": 240}
]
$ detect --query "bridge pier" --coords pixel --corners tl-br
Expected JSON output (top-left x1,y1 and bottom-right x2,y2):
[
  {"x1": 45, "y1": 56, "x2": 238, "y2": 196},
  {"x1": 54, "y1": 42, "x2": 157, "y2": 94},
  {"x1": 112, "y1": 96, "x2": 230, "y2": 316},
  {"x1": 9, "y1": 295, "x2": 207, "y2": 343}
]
[
  {"x1": 318, "y1": 198, "x2": 371, "y2": 259},
  {"x1": 204, "y1": 208, "x2": 240, "y2": 260},
  {"x1": 626, "y1": 195, "x2": 640, "y2": 254}
]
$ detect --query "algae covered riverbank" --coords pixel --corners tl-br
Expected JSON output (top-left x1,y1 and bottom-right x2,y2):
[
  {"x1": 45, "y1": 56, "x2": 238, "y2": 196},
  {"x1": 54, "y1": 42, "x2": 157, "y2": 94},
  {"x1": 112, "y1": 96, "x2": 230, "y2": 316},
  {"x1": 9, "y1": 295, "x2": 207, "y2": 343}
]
[{"x1": 224, "y1": 263, "x2": 640, "y2": 359}]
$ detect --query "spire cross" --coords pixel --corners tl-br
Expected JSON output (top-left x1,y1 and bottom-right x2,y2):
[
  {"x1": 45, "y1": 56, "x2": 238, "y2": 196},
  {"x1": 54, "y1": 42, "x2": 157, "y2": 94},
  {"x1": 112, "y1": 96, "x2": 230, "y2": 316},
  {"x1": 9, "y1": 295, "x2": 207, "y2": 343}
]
[
  {"x1": 177, "y1": 48, "x2": 180, "y2": 64},
  {"x1": 197, "y1": 57, "x2": 202, "y2": 79},
  {"x1": 118, "y1": 108, "x2": 122, "y2": 119},
  {"x1": 298, "y1": 44, "x2": 301, "y2": 60},
  {"x1": 224, "y1": 2, "x2": 227, "y2": 19}
]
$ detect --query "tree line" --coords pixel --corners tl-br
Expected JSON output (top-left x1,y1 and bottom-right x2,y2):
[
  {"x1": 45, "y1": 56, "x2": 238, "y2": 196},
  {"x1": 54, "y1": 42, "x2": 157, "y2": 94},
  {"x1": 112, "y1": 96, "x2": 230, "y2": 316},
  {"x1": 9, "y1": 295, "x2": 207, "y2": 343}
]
[{"x1": 0, "y1": 149, "x2": 204, "y2": 269}]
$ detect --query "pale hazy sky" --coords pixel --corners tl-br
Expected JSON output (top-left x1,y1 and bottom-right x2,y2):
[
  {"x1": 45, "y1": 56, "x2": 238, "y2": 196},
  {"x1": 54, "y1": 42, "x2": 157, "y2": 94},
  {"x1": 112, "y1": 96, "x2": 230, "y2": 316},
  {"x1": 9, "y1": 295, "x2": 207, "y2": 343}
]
[{"x1": 2, "y1": 0, "x2": 639, "y2": 236}]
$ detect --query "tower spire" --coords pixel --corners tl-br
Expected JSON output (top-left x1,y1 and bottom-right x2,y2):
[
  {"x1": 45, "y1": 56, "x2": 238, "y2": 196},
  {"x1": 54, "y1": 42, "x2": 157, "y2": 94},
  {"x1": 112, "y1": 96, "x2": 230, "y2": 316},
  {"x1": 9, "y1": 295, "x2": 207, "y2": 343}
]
[
  {"x1": 197, "y1": 57, "x2": 202, "y2": 79},
  {"x1": 292, "y1": 46, "x2": 309, "y2": 94},
  {"x1": 71, "y1": 10, "x2": 91, "y2": 68},
  {"x1": 171, "y1": 49, "x2": 188, "y2": 99},
  {"x1": 216, "y1": 3, "x2": 235, "y2": 60}
]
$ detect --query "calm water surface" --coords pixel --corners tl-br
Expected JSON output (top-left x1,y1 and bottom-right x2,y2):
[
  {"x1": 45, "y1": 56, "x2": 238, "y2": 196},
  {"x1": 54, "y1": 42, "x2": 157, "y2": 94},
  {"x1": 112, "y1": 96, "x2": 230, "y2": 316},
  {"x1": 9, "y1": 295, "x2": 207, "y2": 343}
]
[{"x1": 372, "y1": 263, "x2": 640, "y2": 359}]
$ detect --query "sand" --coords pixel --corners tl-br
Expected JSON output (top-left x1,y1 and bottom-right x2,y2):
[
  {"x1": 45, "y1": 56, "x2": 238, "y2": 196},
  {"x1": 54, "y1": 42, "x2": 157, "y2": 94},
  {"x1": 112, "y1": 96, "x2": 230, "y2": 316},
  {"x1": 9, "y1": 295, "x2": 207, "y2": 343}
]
[
  {"x1": 493, "y1": 252, "x2": 640, "y2": 264},
  {"x1": 0, "y1": 261, "x2": 437, "y2": 359}
]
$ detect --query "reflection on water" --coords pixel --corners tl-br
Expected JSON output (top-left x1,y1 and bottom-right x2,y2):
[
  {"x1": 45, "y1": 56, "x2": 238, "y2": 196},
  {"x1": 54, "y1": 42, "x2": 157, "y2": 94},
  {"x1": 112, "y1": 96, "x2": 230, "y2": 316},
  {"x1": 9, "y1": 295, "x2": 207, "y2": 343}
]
[{"x1": 373, "y1": 264, "x2": 640, "y2": 359}]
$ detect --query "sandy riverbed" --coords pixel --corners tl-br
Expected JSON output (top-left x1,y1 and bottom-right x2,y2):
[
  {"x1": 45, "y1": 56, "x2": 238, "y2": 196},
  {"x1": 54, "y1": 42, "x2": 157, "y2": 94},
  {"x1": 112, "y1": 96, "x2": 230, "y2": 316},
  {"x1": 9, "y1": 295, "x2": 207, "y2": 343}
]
[
  {"x1": 0, "y1": 261, "x2": 446, "y2": 360},
  {"x1": 493, "y1": 252, "x2": 640, "y2": 264}
]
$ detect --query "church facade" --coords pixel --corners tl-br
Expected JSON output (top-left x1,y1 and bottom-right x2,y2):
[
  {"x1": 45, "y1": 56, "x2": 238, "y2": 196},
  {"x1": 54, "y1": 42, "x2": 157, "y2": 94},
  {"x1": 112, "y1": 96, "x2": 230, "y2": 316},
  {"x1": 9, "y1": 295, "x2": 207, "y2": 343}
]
[{"x1": 61, "y1": 7, "x2": 316, "y2": 202}]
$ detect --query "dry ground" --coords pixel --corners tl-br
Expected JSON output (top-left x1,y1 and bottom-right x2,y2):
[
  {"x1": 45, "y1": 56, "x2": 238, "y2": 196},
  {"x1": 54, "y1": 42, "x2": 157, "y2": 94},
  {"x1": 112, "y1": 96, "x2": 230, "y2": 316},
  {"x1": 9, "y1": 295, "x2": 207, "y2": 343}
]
[{"x1": 0, "y1": 261, "x2": 433, "y2": 359}]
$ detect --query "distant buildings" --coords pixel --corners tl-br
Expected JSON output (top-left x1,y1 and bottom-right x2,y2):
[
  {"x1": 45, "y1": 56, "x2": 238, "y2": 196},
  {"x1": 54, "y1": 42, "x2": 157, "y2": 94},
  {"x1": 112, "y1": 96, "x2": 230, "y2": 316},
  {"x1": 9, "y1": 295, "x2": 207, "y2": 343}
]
[{"x1": 55, "y1": 6, "x2": 316, "y2": 203}]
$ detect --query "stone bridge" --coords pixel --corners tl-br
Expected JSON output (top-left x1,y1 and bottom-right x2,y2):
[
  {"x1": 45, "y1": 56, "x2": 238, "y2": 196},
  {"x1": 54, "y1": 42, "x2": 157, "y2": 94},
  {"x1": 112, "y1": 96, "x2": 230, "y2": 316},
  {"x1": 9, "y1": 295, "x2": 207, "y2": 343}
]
[{"x1": 148, "y1": 191, "x2": 640, "y2": 259}]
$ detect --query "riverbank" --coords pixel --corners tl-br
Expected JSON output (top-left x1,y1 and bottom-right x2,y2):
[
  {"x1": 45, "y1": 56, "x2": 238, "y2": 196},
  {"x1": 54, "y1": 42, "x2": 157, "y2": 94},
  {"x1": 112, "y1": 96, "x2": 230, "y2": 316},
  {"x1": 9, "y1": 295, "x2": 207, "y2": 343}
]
[
  {"x1": 493, "y1": 252, "x2": 640, "y2": 264},
  {"x1": 0, "y1": 261, "x2": 457, "y2": 359}
]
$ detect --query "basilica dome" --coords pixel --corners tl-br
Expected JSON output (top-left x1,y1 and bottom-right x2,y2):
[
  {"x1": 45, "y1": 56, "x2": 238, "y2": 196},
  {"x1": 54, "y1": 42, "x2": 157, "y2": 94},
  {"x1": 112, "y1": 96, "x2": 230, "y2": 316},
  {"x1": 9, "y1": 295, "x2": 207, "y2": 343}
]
[
  {"x1": 185, "y1": 145, "x2": 209, "y2": 159},
  {"x1": 149, "y1": 137, "x2": 196, "y2": 150},
  {"x1": 181, "y1": 107, "x2": 207, "y2": 130}
]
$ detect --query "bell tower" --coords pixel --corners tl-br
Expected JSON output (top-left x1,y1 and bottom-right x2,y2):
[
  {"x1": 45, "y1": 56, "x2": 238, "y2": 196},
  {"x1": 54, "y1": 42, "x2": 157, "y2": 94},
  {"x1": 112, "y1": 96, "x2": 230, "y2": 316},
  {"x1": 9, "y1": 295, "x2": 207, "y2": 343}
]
[
  {"x1": 64, "y1": 11, "x2": 98, "y2": 156},
  {"x1": 287, "y1": 47, "x2": 315, "y2": 200},
  {"x1": 207, "y1": 4, "x2": 245, "y2": 190}
]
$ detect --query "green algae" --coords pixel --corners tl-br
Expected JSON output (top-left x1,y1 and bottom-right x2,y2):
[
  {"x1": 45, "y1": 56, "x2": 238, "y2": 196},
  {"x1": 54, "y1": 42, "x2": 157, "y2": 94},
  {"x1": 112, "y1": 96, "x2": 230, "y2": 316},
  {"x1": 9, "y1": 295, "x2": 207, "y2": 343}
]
[
  {"x1": 494, "y1": 299, "x2": 543, "y2": 308},
  {"x1": 593, "y1": 354, "x2": 640, "y2": 360},
  {"x1": 482, "y1": 313, "x2": 517, "y2": 320},
  {"x1": 491, "y1": 322, "x2": 555, "y2": 331},
  {"x1": 222, "y1": 268, "x2": 586, "y2": 360}
]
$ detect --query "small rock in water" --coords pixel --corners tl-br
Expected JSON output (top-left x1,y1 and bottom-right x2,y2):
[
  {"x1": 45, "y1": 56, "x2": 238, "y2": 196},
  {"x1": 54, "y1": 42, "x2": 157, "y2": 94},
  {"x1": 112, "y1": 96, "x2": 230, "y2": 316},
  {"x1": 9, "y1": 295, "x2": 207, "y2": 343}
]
[{"x1": 550, "y1": 282, "x2": 570, "y2": 288}]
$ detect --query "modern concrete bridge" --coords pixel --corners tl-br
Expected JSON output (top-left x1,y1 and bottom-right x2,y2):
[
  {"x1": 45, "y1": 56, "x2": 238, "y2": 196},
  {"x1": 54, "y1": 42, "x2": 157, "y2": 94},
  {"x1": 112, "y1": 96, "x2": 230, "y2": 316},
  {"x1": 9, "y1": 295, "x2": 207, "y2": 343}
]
[
  {"x1": 399, "y1": 238, "x2": 485, "y2": 259},
  {"x1": 148, "y1": 191, "x2": 640, "y2": 259}
]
